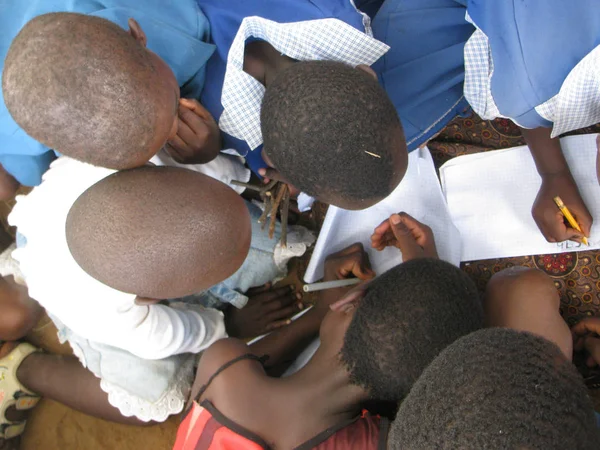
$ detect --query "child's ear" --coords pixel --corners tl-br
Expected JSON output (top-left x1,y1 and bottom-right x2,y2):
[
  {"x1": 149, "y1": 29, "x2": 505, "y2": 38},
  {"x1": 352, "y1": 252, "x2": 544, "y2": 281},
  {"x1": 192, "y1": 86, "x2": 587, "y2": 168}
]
[
  {"x1": 356, "y1": 64, "x2": 377, "y2": 80},
  {"x1": 127, "y1": 18, "x2": 147, "y2": 47}
]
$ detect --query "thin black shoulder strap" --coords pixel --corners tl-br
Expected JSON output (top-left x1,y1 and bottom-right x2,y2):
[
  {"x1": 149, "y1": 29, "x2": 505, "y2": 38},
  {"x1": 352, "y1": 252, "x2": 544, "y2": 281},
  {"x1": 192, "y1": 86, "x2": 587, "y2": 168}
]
[{"x1": 196, "y1": 353, "x2": 266, "y2": 401}]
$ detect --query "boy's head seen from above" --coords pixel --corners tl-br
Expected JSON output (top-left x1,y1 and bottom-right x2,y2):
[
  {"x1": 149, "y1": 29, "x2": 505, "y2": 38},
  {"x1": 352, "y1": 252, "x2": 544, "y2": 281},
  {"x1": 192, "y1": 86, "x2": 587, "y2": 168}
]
[
  {"x1": 388, "y1": 328, "x2": 599, "y2": 449},
  {"x1": 66, "y1": 166, "x2": 251, "y2": 299},
  {"x1": 3, "y1": 13, "x2": 179, "y2": 169},
  {"x1": 321, "y1": 258, "x2": 482, "y2": 402},
  {"x1": 261, "y1": 61, "x2": 408, "y2": 210}
]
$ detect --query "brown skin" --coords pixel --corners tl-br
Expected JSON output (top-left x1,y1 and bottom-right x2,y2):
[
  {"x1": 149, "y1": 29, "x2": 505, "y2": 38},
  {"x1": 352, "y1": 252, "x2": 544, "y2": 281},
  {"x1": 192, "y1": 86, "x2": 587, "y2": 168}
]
[
  {"x1": 0, "y1": 165, "x2": 20, "y2": 201},
  {"x1": 484, "y1": 266, "x2": 573, "y2": 360},
  {"x1": 572, "y1": 317, "x2": 600, "y2": 368},
  {"x1": 245, "y1": 41, "x2": 408, "y2": 210},
  {"x1": 126, "y1": 19, "x2": 220, "y2": 166},
  {"x1": 225, "y1": 284, "x2": 304, "y2": 339},
  {"x1": 371, "y1": 212, "x2": 439, "y2": 260},
  {"x1": 0, "y1": 276, "x2": 43, "y2": 342},
  {"x1": 188, "y1": 244, "x2": 375, "y2": 449},
  {"x1": 522, "y1": 126, "x2": 592, "y2": 243},
  {"x1": 186, "y1": 220, "x2": 439, "y2": 447}
]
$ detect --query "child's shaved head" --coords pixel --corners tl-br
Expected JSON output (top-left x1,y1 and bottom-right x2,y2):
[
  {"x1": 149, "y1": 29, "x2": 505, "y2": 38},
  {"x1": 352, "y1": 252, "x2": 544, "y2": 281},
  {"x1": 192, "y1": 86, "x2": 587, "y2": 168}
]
[
  {"x1": 389, "y1": 328, "x2": 599, "y2": 449},
  {"x1": 3, "y1": 13, "x2": 179, "y2": 169},
  {"x1": 66, "y1": 167, "x2": 251, "y2": 299},
  {"x1": 261, "y1": 61, "x2": 407, "y2": 210},
  {"x1": 340, "y1": 258, "x2": 482, "y2": 401}
]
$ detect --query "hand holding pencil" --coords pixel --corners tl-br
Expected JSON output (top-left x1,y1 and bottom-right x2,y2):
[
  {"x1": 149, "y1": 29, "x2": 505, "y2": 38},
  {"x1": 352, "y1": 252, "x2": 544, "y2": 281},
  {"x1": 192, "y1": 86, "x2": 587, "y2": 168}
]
[
  {"x1": 532, "y1": 174, "x2": 592, "y2": 244},
  {"x1": 554, "y1": 196, "x2": 589, "y2": 246}
]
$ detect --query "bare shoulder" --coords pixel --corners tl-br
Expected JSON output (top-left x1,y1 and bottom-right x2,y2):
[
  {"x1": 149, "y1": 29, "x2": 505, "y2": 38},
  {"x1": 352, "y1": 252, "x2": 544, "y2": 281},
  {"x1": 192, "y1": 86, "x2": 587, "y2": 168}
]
[{"x1": 190, "y1": 338, "x2": 253, "y2": 403}]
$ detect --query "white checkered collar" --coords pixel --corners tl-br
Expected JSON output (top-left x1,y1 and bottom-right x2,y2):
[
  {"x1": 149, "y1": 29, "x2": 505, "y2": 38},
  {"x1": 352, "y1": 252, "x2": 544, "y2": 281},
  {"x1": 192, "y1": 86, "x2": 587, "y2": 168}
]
[{"x1": 219, "y1": 16, "x2": 390, "y2": 150}]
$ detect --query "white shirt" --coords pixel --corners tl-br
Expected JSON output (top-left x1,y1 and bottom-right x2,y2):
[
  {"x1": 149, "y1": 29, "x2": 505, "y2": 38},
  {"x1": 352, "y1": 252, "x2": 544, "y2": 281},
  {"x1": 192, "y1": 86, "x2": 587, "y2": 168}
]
[
  {"x1": 9, "y1": 157, "x2": 230, "y2": 360},
  {"x1": 463, "y1": 12, "x2": 600, "y2": 137},
  {"x1": 219, "y1": 15, "x2": 390, "y2": 151}
]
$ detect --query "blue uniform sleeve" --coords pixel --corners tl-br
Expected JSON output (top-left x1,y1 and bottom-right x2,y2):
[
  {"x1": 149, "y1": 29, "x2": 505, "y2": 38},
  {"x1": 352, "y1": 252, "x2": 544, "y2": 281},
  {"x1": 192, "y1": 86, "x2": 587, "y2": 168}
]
[{"x1": 467, "y1": 0, "x2": 600, "y2": 126}]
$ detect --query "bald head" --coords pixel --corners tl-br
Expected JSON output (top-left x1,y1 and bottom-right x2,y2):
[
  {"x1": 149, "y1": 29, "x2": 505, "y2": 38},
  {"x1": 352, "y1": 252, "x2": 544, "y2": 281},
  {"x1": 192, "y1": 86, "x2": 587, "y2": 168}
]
[
  {"x1": 66, "y1": 166, "x2": 251, "y2": 299},
  {"x1": 3, "y1": 13, "x2": 179, "y2": 169}
]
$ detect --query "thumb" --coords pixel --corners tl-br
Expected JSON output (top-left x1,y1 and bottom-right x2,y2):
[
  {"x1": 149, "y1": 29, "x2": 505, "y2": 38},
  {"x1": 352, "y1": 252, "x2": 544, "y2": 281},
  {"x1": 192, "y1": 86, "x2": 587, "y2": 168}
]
[{"x1": 390, "y1": 214, "x2": 423, "y2": 260}]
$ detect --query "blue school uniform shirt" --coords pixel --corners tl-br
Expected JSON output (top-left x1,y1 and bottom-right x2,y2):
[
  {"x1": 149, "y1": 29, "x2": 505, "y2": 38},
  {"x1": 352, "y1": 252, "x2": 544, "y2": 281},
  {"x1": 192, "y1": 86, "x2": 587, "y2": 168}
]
[
  {"x1": 370, "y1": 0, "x2": 474, "y2": 150},
  {"x1": 463, "y1": 0, "x2": 600, "y2": 135},
  {"x1": 196, "y1": 0, "x2": 375, "y2": 174},
  {"x1": 0, "y1": 0, "x2": 215, "y2": 186}
]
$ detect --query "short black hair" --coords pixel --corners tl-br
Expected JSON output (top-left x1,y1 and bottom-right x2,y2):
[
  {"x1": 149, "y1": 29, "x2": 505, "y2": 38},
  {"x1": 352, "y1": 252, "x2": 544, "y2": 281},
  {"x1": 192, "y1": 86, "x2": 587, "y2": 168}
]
[
  {"x1": 66, "y1": 166, "x2": 251, "y2": 299},
  {"x1": 389, "y1": 328, "x2": 599, "y2": 449},
  {"x1": 3, "y1": 13, "x2": 162, "y2": 168},
  {"x1": 261, "y1": 61, "x2": 406, "y2": 207},
  {"x1": 340, "y1": 258, "x2": 483, "y2": 401}
]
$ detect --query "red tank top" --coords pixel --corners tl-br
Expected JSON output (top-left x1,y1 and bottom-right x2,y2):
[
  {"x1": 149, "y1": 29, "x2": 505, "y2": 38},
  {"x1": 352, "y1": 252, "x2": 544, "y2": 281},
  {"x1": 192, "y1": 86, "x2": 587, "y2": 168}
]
[{"x1": 173, "y1": 354, "x2": 388, "y2": 450}]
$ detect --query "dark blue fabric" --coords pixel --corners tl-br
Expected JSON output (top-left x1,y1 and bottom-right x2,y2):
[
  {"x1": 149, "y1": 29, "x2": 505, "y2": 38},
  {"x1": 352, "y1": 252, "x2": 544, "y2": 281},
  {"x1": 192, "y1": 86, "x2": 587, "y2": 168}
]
[
  {"x1": 196, "y1": 0, "x2": 368, "y2": 174},
  {"x1": 372, "y1": 0, "x2": 473, "y2": 150},
  {"x1": 0, "y1": 0, "x2": 214, "y2": 185}
]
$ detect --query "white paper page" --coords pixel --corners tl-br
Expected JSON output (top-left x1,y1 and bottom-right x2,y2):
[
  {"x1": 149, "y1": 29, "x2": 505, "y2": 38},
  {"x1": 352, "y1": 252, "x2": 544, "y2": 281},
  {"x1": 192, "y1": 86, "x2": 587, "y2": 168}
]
[
  {"x1": 304, "y1": 148, "x2": 462, "y2": 283},
  {"x1": 440, "y1": 134, "x2": 600, "y2": 261}
]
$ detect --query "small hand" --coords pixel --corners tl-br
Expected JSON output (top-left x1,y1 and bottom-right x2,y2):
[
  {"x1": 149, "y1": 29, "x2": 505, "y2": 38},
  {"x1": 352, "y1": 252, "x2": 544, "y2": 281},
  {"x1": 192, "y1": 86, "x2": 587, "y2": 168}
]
[
  {"x1": 316, "y1": 243, "x2": 375, "y2": 316},
  {"x1": 224, "y1": 283, "x2": 303, "y2": 339},
  {"x1": 370, "y1": 212, "x2": 438, "y2": 261},
  {"x1": 572, "y1": 317, "x2": 600, "y2": 367},
  {"x1": 258, "y1": 167, "x2": 300, "y2": 198},
  {"x1": 165, "y1": 99, "x2": 221, "y2": 164},
  {"x1": 532, "y1": 172, "x2": 592, "y2": 243}
]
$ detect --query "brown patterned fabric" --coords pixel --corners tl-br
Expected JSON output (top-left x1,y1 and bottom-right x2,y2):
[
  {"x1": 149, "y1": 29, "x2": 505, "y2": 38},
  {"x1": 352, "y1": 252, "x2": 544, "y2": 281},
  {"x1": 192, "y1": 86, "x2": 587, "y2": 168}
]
[{"x1": 429, "y1": 114, "x2": 600, "y2": 327}]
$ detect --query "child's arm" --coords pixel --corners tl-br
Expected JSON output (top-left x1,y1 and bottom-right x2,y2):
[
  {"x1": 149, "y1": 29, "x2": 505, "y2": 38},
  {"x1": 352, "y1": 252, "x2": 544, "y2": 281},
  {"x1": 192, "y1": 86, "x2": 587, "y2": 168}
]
[
  {"x1": 249, "y1": 243, "x2": 374, "y2": 370},
  {"x1": 77, "y1": 301, "x2": 228, "y2": 361},
  {"x1": 521, "y1": 126, "x2": 592, "y2": 243}
]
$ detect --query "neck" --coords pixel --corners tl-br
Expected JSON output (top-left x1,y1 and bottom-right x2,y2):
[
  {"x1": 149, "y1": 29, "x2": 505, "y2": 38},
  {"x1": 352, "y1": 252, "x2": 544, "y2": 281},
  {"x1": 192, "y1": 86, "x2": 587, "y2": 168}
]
[
  {"x1": 279, "y1": 345, "x2": 368, "y2": 422},
  {"x1": 243, "y1": 41, "x2": 296, "y2": 86}
]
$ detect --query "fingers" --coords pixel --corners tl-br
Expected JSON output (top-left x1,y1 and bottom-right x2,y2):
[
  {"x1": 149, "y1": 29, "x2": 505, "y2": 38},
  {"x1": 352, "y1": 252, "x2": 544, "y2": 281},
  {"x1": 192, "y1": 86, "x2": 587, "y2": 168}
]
[
  {"x1": 266, "y1": 303, "x2": 303, "y2": 322},
  {"x1": 165, "y1": 134, "x2": 191, "y2": 163},
  {"x1": 370, "y1": 220, "x2": 392, "y2": 251},
  {"x1": 245, "y1": 282, "x2": 272, "y2": 296},
  {"x1": 179, "y1": 98, "x2": 216, "y2": 122},
  {"x1": 265, "y1": 318, "x2": 292, "y2": 332},
  {"x1": 178, "y1": 109, "x2": 208, "y2": 145},
  {"x1": 258, "y1": 167, "x2": 286, "y2": 182},
  {"x1": 332, "y1": 242, "x2": 366, "y2": 257},
  {"x1": 572, "y1": 317, "x2": 600, "y2": 337},
  {"x1": 538, "y1": 210, "x2": 577, "y2": 243},
  {"x1": 336, "y1": 245, "x2": 375, "y2": 280},
  {"x1": 583, "y1": 336, "x2": 600, "y2": 367},
  {"x1": 389, "y1": 213, "x2": 425, "y2": 261},
  {"x1": 570, "y1": 206, "x2": 593, "y2": 238}
]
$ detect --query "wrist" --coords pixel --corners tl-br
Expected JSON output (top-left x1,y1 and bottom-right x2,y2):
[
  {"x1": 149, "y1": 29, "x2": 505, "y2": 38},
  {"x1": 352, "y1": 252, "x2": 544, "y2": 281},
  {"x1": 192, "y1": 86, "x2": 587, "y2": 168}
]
[{"x1": 539, "y1": 169, "x2": 573, "y2": 180}]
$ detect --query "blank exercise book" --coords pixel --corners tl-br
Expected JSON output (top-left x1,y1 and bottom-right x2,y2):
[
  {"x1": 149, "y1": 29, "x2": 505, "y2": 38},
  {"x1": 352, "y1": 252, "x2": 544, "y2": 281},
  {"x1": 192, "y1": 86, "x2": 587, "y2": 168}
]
[
  {"x1": 440, "y1": 134, "x2": 600, "y2": 261},
  {"x1": 304, "y1": 148, "x2": 463, "y2": 283},
  {"x1": 305, "y1": 135, "x2": 600, "y2": 282}
]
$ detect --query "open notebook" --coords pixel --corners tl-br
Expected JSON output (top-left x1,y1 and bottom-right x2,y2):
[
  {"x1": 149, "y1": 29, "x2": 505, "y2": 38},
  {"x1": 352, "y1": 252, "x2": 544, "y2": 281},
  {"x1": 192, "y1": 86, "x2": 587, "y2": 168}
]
[{"x1": 304, "y1": 134, "x2": 600, "y2": 282}]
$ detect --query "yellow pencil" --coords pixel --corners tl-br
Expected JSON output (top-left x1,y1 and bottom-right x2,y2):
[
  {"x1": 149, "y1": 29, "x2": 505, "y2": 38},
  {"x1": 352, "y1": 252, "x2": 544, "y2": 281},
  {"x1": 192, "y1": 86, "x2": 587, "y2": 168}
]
[{"x1": 553, "y1": 196, "x2": 589, "y2": 246}]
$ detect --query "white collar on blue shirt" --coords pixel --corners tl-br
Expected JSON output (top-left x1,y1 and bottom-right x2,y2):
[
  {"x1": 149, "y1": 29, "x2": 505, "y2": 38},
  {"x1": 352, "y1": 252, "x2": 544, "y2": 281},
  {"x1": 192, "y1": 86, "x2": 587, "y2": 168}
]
[{"x1": 219, "y1": 15, "x2": 390, "y2": 150}]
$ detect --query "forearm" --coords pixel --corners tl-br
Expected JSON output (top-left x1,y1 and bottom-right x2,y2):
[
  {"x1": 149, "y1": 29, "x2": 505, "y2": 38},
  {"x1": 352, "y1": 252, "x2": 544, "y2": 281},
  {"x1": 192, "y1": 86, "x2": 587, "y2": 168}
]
[
  {"x1": 249, "y1": 308, "x2": 321, "y2": 369},
  {"x1": 520, "y1": 126, "x2": 570, "y2": 176}
]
